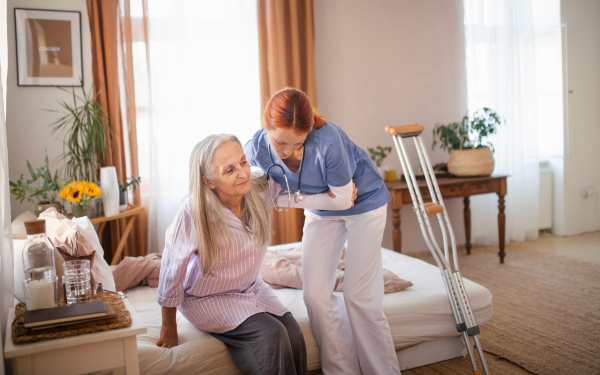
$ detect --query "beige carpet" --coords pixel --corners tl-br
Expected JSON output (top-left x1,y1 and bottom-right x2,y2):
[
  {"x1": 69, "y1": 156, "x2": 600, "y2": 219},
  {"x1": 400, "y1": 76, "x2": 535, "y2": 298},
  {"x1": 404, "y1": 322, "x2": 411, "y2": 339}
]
[{"x1": 403, "y1": 241, "x2": 600, "y2": 375}]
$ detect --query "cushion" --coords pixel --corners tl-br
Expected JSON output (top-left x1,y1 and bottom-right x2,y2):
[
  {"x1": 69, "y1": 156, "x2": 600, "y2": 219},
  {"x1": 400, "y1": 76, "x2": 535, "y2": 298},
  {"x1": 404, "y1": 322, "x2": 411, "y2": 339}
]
[
  {"x1": 13, "y1": 239, "x2": 65, "y2": 303},
  {"x1": 11, "y1": 211, "x2": 37, "y2": 239},
  {"x1": 38, "y1": 208, "x2": 116, "y2": 292}
]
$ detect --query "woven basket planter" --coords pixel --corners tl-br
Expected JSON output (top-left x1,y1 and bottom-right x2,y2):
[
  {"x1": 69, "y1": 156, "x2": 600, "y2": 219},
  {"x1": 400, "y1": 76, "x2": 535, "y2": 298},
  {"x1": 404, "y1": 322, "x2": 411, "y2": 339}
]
[{"x1": 448, "y1": 146, "x2": 494, "y2": 177}]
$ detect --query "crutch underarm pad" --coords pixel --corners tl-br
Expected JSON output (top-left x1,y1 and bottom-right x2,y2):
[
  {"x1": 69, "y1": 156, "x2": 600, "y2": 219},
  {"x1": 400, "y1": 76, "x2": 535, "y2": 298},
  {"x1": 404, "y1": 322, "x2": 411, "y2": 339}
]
[{"x1": 385, "y1": 123, "x2": 425, "y2": 136}]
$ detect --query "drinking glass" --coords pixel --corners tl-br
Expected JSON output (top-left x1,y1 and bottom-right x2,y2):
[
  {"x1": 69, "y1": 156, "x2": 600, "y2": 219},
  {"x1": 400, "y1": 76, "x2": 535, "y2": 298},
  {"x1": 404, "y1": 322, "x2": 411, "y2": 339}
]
[{"x1": 63, "y1": 260, "x2": 91, "y2": 305}]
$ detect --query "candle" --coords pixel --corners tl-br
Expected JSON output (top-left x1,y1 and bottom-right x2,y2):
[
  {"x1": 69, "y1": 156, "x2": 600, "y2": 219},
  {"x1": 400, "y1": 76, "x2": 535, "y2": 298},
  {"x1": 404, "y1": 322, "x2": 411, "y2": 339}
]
[{"x1": 24, "y1": 278, "x2": 57, "y2": 310}]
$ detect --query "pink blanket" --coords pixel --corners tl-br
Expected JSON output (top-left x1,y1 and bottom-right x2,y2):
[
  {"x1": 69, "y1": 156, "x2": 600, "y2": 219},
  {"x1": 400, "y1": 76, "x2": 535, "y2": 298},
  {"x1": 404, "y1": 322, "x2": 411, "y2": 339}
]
[
  {"x1": 111, "y1": 253, "x2": 162, "y2": 291},
  {"x1": 259, "y1": 245, "x2": 413, "y2": 293}
]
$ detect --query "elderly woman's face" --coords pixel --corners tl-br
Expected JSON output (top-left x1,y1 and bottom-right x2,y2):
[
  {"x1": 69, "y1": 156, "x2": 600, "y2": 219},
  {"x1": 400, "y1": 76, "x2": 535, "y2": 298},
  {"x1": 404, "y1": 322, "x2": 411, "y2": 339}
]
[{"x1": 203, "y1": 141, "x2": 251, "y2": 200}]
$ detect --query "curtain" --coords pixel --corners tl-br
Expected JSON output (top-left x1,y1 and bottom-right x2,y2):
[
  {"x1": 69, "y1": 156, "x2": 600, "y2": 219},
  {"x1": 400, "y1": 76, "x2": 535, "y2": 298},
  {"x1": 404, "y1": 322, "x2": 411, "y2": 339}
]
[
  {"x1": 87, "y1": 0, "x2": 147, "y2": 261},
  {"x1": 138, "y1": 1, "x2": 262, "y2": 253},
  {"x1": 464, "y1": 0, "x2": 540, "y2": 244},
  {"x1": 257, "y1": 0, "x2": 317, "y2": 245},
  {"x1": 0, "y1": 60, "x2": 13, "y2": 375}
]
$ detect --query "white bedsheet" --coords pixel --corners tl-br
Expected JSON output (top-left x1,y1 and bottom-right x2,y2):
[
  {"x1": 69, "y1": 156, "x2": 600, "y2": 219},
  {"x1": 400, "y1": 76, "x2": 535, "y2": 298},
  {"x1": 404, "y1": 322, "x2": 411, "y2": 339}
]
[{"x1": 127, "y1": 246, "x2": 493, "y2": 374}]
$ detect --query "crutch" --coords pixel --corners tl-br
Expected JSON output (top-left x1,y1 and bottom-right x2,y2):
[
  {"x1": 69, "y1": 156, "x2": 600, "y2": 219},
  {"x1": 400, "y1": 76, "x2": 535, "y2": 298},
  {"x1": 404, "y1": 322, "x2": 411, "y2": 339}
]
[{"x1": 385, "y1": 124, "x2": 491, "y2": 375}]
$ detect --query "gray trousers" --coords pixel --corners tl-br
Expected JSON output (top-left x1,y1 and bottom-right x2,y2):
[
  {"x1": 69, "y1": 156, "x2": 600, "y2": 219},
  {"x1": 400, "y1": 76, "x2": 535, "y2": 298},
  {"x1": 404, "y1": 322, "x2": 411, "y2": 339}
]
[{"x1": 211, "y1": 312, "x2": 307, "y2": 375}]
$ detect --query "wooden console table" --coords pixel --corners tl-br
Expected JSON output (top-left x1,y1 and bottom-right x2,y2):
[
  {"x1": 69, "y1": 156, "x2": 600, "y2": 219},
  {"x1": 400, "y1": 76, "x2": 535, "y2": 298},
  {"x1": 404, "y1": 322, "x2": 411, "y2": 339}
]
[
  {"x1": 385, "y1": 175, "x2": 508, "y2": 263},
  {"x1": 91, "y1": 205, "x2": 144, "y2": 266}
]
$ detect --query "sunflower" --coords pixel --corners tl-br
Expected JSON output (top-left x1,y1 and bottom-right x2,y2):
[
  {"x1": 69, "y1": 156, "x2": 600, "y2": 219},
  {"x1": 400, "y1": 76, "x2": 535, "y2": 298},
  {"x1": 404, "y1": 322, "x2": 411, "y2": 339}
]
[
  {"x1": 85, "y1": 182, "x2": 102, "y2": 197},
  {"x1": 67, "y1": 183, "x2": 84, "y2": 203},
  {"x1": 59, "y1": 180, "x2": 102, "y2": 204}
]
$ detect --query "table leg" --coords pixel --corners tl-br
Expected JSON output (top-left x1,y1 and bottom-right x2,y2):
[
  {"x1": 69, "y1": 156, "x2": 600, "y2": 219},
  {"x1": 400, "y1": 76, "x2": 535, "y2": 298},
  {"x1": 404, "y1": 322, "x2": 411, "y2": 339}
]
[
  {"x1": 498, "y1": 194, "x2": 506, "y2": 263},
  {"x1": 110, "y1": 217, "x2": 137, "y2": 266},
  {"x1": 464, "y1": 196, "x2": 471, "y2": 255},
  {"x1": 392, "y1": 207, "x2": 402, "y2": 253},
  {"x1": 14, "y1": 355, "x2": 33, "y2": 375},
  {"x1": 97, "y1": 222, "x2": 107, "y2": 238},
  {"x1": 123, "y1": 336, "x2": 140, "y2": 374}
]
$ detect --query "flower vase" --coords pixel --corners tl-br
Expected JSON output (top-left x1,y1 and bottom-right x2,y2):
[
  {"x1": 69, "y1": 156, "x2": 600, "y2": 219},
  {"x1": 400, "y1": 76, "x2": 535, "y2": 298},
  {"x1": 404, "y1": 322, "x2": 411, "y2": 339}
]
[
  {"x1": 100, "y1": 166, "x2": 119, "y2": 217},
  {"x1": 72, "y1": 204, "x2": 90, "y2": 218}
]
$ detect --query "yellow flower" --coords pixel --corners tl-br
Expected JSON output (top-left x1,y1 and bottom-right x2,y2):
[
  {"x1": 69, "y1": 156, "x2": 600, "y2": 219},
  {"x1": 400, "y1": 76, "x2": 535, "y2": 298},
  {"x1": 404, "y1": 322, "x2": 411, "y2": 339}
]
[
  {"x1": 60, "y1": 180, "x2": 102, "y2": 203},
  {"x1": 84, "y1": 182, "x2": 102, "y2": 197},
  {"x1": 67, "y1": 183, "x2": 84, "y2": 203}
]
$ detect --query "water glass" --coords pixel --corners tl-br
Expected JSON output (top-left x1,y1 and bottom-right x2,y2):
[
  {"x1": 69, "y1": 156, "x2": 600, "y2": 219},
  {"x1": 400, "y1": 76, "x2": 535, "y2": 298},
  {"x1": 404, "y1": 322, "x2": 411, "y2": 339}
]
[
  {"x1": 23, "y1": 276, "x2": 58, "y2": 310},
  {"x1": 63, "y1": 260, "x2": 91, "y2": 305}
]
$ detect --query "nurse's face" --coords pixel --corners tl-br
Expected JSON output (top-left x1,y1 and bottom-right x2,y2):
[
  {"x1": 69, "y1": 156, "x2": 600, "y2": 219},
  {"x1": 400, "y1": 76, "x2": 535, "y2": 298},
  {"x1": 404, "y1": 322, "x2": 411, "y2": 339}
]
[
  {"x1": 267, "y1": 128, "x2": 308, "y2": 160},
  {"x1": 202, "y1": 141, "x2": 251, "y2": 201}
]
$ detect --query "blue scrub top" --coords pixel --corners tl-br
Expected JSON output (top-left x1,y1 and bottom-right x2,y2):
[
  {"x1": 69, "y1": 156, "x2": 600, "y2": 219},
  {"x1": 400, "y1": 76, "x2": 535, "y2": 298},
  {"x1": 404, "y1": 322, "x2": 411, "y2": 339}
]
[{"x1": 244, "y1": 121, "x2": 391, "y2": 217}]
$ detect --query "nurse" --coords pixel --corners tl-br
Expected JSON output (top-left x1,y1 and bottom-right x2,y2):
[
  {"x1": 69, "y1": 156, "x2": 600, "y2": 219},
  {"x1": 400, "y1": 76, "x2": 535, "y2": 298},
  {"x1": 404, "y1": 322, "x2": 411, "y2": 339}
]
[{"x1": 244, "y1": 88, "x2": 400, "y2": 374}]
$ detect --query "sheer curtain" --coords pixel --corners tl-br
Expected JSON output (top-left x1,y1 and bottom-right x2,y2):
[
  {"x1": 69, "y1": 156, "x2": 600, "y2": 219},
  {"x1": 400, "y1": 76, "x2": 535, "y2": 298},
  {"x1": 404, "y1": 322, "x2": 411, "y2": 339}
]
[
  {"x1": 136, "y1": 1, "x2": 261, "y2": 253},
  {"x1": 464, "y1": 0, "x2": 540, "y2": 244},
  {"x1": 0, "y1": 60, "x2": 13, "y2": 375}
]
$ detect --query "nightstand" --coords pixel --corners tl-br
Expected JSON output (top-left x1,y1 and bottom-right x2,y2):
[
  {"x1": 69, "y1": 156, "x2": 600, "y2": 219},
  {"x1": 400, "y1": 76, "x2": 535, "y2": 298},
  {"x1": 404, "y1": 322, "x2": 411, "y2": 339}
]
[{"x1": 4, "y1": 298, "x2": 146, "y2": 375}]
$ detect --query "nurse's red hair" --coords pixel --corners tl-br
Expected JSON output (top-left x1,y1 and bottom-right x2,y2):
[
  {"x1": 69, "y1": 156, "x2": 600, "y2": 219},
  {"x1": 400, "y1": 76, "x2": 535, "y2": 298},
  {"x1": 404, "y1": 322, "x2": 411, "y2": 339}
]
[{"x1": 263, "y1": 87, "x2": 325, "y2": 134}]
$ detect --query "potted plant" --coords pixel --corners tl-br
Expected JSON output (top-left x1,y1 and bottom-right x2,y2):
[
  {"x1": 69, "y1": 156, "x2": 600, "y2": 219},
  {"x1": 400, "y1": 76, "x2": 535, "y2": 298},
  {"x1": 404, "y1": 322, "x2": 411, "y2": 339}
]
[
  {"x1": 118, "y1": 175, "x2": 142, "y2": 209},
  {"x1": 432, "y1": 107, "x2": 504, "y2": 176},
  {"x1": 367, "y1": 146, "x2": 392, "y2": 177},
  {"x1": 49, "y1": 80, "x2": 113, "y2": 183},
  {"x1": 10, "y1": 153, "x2": 63, "y2": 215}
]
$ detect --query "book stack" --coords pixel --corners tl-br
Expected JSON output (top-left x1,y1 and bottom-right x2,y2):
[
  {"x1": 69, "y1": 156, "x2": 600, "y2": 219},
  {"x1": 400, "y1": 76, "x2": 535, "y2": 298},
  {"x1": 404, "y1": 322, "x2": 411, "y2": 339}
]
[{"x1": 24, "y1": 300, "x2": 117, "y2": 331}]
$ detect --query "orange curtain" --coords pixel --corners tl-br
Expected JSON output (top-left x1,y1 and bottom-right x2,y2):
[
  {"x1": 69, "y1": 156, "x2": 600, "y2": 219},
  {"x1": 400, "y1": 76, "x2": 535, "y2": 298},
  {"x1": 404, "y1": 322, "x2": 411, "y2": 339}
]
[
  {"x1": 257, "y1": 0, "x2": 317, "y2": 245},
  {"x1": 87, "y1": 0, "x2": 147, "y2": 262}
]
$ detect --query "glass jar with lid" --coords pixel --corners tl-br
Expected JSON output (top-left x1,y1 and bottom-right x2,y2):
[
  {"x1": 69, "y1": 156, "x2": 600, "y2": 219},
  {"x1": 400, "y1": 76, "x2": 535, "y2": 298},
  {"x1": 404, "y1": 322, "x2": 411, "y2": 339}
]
[{"x1": 22, "y1": 219, "x2": 58, "y2": 309}]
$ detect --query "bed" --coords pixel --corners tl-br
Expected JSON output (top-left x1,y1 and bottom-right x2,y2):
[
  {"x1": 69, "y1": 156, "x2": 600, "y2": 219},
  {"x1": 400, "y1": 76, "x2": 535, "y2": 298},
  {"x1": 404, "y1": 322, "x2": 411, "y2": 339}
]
[
  {"x1": 11, "y1": 210, "x2": 492, "y2": 373},
  {"x1": 125, "y1": 243, "x2": 493, "y2": 374}
]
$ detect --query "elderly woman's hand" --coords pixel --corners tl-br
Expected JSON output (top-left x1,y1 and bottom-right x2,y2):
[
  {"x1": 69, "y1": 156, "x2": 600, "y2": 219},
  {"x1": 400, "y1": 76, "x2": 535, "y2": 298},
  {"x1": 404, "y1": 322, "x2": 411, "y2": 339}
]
[
  {"x1": 156, "y1": 306, "x2": 178, "y2": 349},
  {"x1": 157, "y1": 323, "x2": 178, "y2": 349}
]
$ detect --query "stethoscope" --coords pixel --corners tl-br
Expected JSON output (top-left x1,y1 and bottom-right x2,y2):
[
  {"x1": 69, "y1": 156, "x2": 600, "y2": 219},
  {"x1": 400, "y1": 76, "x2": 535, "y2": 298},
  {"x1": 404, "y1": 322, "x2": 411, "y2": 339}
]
[{"x1": 266, "y1": 143, "x2": 305, "y2": 212}]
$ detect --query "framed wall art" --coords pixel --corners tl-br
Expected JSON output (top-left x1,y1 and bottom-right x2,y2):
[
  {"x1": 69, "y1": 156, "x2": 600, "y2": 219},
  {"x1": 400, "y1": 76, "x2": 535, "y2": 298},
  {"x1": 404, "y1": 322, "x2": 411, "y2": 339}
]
[{"x1": 14, "y1": 8, "x2": 83, "y2": 87}]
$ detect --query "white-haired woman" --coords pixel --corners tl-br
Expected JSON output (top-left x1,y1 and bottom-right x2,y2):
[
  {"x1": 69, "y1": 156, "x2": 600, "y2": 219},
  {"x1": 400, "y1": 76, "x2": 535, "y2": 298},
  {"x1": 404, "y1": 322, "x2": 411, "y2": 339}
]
[{"x1": 155, "y1": 134, "x2": 308, "y2": 374}]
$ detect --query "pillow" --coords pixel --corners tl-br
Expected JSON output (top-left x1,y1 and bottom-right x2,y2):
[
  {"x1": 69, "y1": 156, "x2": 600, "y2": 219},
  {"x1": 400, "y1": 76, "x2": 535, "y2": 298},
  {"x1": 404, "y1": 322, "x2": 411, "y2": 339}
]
[
  {"x1": 13, "y1": 239, "x2": 66, "y2": 303},
  {"x1": 39, "y1": 208, "x2": 116, "y2": 292},
  {"x1": 11, "y1": 211, "x2": 37, "y2": 239}
]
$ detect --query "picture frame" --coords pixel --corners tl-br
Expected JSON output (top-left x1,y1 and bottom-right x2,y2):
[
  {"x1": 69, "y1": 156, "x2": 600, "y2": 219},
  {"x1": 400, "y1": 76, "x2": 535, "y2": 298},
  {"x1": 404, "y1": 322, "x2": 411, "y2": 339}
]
[{"x1": 14, "y1": 8, "x2": 83, "y2": 87}]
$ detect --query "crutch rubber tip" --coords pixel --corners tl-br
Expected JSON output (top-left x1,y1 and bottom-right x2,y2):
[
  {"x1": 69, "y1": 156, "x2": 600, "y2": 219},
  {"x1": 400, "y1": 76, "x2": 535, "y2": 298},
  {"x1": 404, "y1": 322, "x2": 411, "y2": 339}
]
[{"x1": 473, "y1": 371, "x2": 481, "y2": 375}]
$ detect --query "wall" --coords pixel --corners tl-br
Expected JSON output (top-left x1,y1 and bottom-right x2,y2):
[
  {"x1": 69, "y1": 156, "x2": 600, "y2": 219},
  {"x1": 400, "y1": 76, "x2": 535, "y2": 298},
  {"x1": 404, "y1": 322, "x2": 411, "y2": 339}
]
[
  {"x1": 559, "y1": 0, "x2": 600, "y2": 235},
  {"x1": 6, "y1": 0, "x2": 93, "y2": 218},
  {"x1": 314, "y1": 0, "x2": 468, "y2": 252}
]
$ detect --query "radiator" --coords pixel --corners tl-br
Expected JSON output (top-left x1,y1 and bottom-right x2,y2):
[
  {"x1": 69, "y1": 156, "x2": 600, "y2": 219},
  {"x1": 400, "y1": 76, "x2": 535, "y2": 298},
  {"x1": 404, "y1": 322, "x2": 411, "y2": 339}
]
[{"x1": 539, "y1": 163, "x2": 553, "y2": 230}]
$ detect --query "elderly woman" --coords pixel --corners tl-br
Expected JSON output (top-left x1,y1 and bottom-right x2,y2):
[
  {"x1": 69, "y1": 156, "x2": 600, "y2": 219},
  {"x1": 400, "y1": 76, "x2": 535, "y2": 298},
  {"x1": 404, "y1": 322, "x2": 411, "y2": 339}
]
[{"x1": 155, "y1": 134, "x2": 310, "y2": 374}]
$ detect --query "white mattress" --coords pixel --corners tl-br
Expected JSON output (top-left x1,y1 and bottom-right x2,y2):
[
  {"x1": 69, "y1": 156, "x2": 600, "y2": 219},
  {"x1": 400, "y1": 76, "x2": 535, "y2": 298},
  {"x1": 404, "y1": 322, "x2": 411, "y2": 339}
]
[{"x1": 127, "y1": 246, "x2": 493, "y2": 374}]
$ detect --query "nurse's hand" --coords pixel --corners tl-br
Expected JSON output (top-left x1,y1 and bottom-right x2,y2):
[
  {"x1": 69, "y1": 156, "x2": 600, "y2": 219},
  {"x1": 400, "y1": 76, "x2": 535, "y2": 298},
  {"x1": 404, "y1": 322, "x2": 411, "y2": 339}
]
[{"x1": 328, "y1": 182, "x2": 358, "y2": 207}]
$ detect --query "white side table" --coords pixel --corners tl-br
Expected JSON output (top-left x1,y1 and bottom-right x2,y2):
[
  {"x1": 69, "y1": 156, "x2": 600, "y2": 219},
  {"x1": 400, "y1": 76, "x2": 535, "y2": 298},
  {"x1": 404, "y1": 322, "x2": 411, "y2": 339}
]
[{"x1": 4, "y1": 298, "x2": 147, "y2": 375}]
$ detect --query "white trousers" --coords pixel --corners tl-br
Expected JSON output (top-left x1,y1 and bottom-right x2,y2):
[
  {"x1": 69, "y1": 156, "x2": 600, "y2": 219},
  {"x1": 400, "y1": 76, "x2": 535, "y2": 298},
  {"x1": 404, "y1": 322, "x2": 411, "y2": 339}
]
[{"x1": 302, "y1": 205, "x2": 401, "y2": 375}]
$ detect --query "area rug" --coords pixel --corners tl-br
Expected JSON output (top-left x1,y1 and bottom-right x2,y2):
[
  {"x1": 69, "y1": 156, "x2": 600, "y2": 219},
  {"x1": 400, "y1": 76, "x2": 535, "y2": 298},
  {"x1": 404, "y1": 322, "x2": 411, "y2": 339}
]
[{"x1": 404, "y1": 242, "x2": 600, "y2": 375}]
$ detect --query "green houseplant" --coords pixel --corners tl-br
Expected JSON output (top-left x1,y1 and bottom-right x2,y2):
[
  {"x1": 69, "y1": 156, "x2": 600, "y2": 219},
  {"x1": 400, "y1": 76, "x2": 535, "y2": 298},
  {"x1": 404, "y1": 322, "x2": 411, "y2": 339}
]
[
  {"x1": 432, "y1": 107, "x2": 504, "y2": 176},
  {"x1": 367, "y1": 146, "x2": 392, "y2": 168},
  {"x1": 49, "y1": 81, "x2": 113, "y2": 183},
  {"x1": 10, "y1": 152, "x2": 63, "y2": 214},
  {"x1": 118, "y1": 175, "x2": 142, "y2": 207}
]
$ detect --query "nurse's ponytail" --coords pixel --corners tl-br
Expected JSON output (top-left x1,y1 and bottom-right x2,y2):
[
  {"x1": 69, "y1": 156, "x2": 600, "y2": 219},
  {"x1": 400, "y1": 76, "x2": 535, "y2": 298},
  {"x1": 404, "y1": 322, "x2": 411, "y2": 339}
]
[{"x1": 264, "y1": 87, "x2": 326, "y2": 134}]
